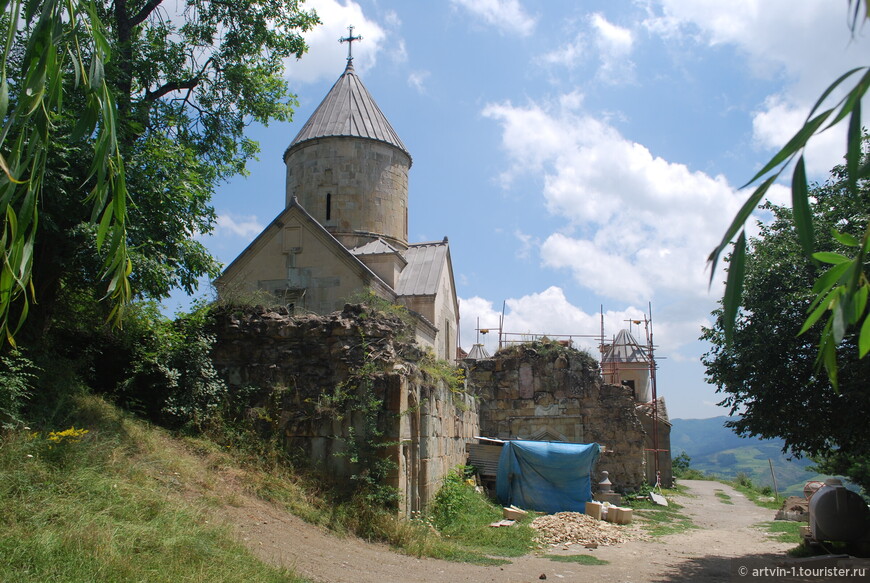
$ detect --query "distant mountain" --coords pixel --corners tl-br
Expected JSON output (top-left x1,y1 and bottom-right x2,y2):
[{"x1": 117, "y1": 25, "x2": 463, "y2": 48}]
[{"x1": 670, "y1": 417, "x2": 846, "y2": 497}]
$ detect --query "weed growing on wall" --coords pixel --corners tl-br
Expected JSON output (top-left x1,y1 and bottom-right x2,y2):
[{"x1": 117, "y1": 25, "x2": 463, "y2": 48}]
[
  {"x1": 345, "y1": 288, "x2": 417, "y2": 343},
  {"x1": 420, "y1": 355, "x2": 465, "y2": 393},
  {"x1": 327, "y1": 333, "x2": 400, "y2": 508}
]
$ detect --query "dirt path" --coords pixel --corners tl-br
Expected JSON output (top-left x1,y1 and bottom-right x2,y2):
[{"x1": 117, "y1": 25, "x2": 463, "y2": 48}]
[{"x1": 224, "y1": 479, "x2": 795, "y2": 583}]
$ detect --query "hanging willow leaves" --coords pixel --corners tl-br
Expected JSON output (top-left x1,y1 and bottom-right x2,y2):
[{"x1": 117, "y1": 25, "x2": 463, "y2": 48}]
[
  {"x1": 0, "y1": 0, "x2": 130, "y2": 344},
  {"x1": 709, "y1": 1, "x2": 870, "y2": 389}
]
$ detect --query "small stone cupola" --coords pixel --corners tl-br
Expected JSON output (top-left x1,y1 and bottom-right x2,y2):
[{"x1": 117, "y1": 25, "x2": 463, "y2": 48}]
[{"x1": 283, "y1": 57, "x2": 412, "y2": 251}]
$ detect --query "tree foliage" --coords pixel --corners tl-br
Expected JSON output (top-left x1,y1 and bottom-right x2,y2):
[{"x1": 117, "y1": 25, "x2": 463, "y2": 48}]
[
  {"x1": 708, "y1": 1, "x2": 870, "y2": 388},
  {"x1": 701, "y1": 159, "x2": 870, "y2": 490},
  {"x1": 1, "y1": 0, "x2": 319, "y2": 343},
  {"x1": 0, "y1": 0, "x2": 130, "y2": 344}
]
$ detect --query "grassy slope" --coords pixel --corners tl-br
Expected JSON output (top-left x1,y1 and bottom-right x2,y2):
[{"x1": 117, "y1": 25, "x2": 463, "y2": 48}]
[
  {"x1": 0, "y1": 395, "x2": 307, "y2": 583},
  {"x1": 0, "y1": 393, "x2": 544, "y2": 581}
]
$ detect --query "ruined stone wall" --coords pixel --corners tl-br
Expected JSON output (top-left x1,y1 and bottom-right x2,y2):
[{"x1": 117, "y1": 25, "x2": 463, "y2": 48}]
[
  {"x1": 210, "y1": 304, "x2": 478, "y2": 515},
  {"x1": 467, "y1": 343, "x2": 646, "y2": 492}
]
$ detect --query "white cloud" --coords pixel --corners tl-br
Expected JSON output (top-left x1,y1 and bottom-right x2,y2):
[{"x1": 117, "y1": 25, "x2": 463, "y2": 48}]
[
  {"x1": 644, "y1": 0, "x2": 870, "y2": 176},
  {"x1": 450, "y1": 0, "x2": 537, "y2": 37},
  {"x1": 541, "y1": 235, "x2": 652, "y2": 304},
  {"x1": 537, "y1": 14, "x2": 634, "y2": 83},
  {"x1": 384, "y1": 9, "x2": 401, "y2": 28},
  {"x1": 483, "y1": 97, "x2": 743, "y2": 306},
  {"x1": 540, "y1": 38, "x2": 585, "y2": 67},
  {"x1": 407, "y1": 70, "x2": 430, "y2": 93},
  {"x1": 214, "y1": 214, "x2": 264, "y2": 238},
  {"x1": 458, "y1": 295, "x2": 501, "y2": 352},
  {"x1": 459, "y1": 287, "x2": 651, "y2": 356},
  {"x1": 284, "y1": 0, "x2": 387, "y2": 83},
  {"x1": 590, "y1": 13, "x2": 635, "y2": 83},
  {"x1": 479, "y1": 93, "x2": 761, "y2": 367},
  {"x1": 514, "y1": 230, "x2": 536, "y2": 260},
  {"x1": 591, "y1": 13, "x2": 633, "y2": 52}
]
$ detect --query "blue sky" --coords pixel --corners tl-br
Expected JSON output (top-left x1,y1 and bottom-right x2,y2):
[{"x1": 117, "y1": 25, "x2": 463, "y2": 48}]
[{"x1": 166, "y1": 0, "x2": 869, "y2": 419}]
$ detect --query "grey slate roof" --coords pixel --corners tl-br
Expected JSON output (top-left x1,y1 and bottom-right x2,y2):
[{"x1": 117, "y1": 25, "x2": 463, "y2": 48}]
[
  {"x1": 286, "y1": 61, "x2": 410, "y2": 160},
  {"x1": 395, "y1": 240, "x2": 448, "y2": 296},
  {"x1": 602, "y1": 329, "x2": 649, "y2": 364}
]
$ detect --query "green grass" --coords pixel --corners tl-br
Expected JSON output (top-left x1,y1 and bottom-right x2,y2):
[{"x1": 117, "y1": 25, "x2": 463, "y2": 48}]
[
  {"x1": 674, "y1": 468, "x2": 708, "y2": 480},
  {"x1": 627, "y1": 491, "x2": 697, "y2": 537},
  {"x1": 728, "y1": 476, "x2": 782, "y2": 510},
  {"x1": 1, "y1": 393, "x2": 539, "y2": 576},
  {"x1": 547, "y1": 554, "x2": 609, "y2": 565},
  {"x1": 714, "y1": 489, "x2": 734, "y2": 504},
  {"x1": 756, "y1": 520, "x2": 817, "y2": 557},
  {"x1": 426, "y1": 471, "x2": 539, "y2": 563},
  {"x1": 756, "y1": 521, "x2": 802, "y2": 544},
  {"x1": 0, "y1": 395, "x2": 306, "y2": 583}
]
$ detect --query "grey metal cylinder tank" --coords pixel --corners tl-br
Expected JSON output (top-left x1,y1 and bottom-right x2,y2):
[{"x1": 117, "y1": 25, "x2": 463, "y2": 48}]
[{"x1": 808, "y1": 478, "x2": 869, "y2": 542}]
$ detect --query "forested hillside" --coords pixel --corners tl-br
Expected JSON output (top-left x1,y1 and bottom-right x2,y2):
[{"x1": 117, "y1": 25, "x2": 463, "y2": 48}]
[{"x1": 670, "y1": 417, "x2": 852, "y2": 496}]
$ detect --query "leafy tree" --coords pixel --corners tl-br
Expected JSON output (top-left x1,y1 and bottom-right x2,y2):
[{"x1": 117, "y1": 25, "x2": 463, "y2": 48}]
[
  {"x1": 708, "y1": 1, "x2": 869, "y2": 387},
  {"x1": 701, "y1": 158, "x2": 870, "y2": 491},
  {"x1": 1, "y1": 0, "x2": 320, "y2": 342},
  {"x1": 672, "y1": 452, "x2": 691, "y2": 474}
]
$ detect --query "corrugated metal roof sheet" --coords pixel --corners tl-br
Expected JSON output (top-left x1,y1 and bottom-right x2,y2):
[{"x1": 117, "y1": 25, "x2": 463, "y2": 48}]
[
  {"x1": 395, "y1": 241, "x2": 447, "y2": 296},
  {"x1": 466, "y1": 343, "x2": 491, "y2": 360},
  {"x1": 602, "y1": 329, "x2": 649, "y2": 363},
  {"x1": 350, "y1": 238, "x2": 401, "y2": 256},
  {"x1": 286, "y1": 61, "x2": 410, "y2": 159}
]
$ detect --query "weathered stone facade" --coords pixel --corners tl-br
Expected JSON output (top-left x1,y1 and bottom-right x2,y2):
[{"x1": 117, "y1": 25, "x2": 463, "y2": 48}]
[
  {"x1": 467, "y1": 344, "x2": 647, "y2": 491},
  {"x1": 210, "y1": 304, "x2": 477, "y2": 515},
  {"x1": 285, "y1": 138, "x2": 411, "y2": 251},
  {"x1": 210, "y1": 306, "x2": 654, "y2": 512}
]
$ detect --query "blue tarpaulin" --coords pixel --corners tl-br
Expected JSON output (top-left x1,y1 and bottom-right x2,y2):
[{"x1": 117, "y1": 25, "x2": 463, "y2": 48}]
[{"x1": 496, "y1": 440, "x2": 600, "y2": 514}]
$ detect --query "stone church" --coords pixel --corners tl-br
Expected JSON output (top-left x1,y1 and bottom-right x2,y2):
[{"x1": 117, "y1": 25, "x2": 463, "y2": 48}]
[
  {"x1": 212, "y1": 42, "x2": 671, "y2": 510},
  {"x1": 216, "y1": 53, "x2": 459, "y2": 362}
]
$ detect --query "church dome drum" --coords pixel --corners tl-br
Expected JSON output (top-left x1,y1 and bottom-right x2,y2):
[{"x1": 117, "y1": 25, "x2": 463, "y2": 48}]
[{"x1": 284, "y1": 60, "x2": 411, "y2": 250}]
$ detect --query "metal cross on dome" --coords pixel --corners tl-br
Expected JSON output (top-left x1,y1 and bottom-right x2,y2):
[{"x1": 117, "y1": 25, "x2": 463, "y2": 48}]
[{"x1": 339, "y1": 25, "x2": 362, "y2": 62}]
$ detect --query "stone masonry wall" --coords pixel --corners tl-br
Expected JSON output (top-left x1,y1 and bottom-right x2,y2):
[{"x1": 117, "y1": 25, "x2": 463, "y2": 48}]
[
  {"x1": 210, "y1": 304, "x2": 478, "y2": 515},
  {"x1": 467, "y1": 343, "x2": 646, "y2": 492}
]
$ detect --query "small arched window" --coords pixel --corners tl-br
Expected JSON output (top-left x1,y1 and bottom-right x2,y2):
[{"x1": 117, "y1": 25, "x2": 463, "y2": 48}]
[{"x1": 326, "y1": 193, "x2": 332, "y2": 221}]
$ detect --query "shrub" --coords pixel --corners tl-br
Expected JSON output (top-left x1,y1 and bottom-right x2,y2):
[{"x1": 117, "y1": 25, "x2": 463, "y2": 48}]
[
  {"x1": 673, "y1": 451, "x2": 691, "y2": 474},
  {"x1": 429, "y1": 468, "x2": 476, "y2": 531},
  {"x1": 116, "y1": 301, "x2": 229, "y2": 429},
  {"x1": 735, "y1": 472, "x2": 755, "y2": 489},
  {"x1": 0, "y1": 349, "x2": 37, "y2": 429}
]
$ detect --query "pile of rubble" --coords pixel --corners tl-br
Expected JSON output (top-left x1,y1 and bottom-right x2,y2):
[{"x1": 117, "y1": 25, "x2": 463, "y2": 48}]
[{"x1": 532, "y1": 512, "x2": 635, "y2": 547}]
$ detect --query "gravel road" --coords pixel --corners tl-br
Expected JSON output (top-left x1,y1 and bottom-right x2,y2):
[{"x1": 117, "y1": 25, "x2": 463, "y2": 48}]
[{"x1": 224, "y1": 479, "x2": 808, "y2": 582}]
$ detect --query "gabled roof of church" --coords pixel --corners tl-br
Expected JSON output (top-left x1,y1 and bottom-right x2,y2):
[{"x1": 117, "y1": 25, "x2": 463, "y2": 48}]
[
  {"x1": 395, "y1": 239, "x2": 450, "y2": 297},
  {"x1": 286, "y1": 61, "x2": 411, "y2": 161},
  {"x1": 216, "y1": 197, "x2": 396, "y2": 301}
]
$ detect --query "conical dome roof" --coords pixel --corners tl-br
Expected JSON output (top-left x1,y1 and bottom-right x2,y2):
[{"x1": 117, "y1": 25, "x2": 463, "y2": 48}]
[
  {"x1": 602, "y1": 329, "x2": 649, "y2": 364},
  {"x1": 285, "y1": 61, "x2": 410, "y2": 162}
]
